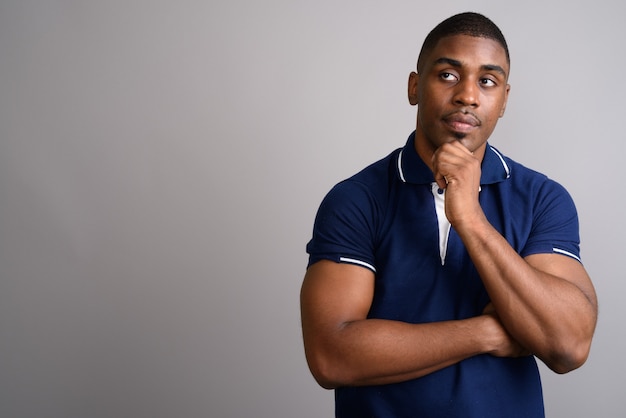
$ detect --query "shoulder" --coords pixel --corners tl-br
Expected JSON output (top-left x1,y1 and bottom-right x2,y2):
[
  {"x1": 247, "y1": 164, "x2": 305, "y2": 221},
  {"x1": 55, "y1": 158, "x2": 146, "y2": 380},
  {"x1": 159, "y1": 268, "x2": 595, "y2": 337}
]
[
  {"x1": 307, "y1": 148, "x2": 402, "y2": 270},
  {"x1": 490, "y1": 147, "x2": 570, "y2": 199},
  {"x1": 496, "y1": 150, "x2": 573, "y2": 204},
  {"x1": 486, "y1": 147, "x2": 579, "y2": 230},
  {"x1": 323, "y1": 148, "x2": 401, "y2": 209},
  {"x1": 495, "y1": 150, "x2": 548, "y2": 185}
]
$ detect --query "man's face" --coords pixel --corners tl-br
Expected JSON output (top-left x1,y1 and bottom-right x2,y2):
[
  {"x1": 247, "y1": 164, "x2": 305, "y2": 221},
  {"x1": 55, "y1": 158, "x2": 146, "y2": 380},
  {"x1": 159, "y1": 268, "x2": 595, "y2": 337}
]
[{"x1": 409, "y1": 35, "x2": 510, "y2": 158}]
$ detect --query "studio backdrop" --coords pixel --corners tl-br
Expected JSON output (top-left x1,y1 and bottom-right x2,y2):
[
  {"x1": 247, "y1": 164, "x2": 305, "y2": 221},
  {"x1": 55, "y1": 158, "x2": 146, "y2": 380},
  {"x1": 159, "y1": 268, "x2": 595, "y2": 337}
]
[{"x1": 0, "y1": 1, "x2": 624, "y2": 417}]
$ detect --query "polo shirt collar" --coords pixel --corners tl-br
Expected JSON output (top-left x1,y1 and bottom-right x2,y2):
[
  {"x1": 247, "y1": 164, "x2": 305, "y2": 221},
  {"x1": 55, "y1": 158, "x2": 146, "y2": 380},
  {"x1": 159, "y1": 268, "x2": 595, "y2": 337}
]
[{"x1": 396, "y1": 131, "x2": 511, "y2": 185}]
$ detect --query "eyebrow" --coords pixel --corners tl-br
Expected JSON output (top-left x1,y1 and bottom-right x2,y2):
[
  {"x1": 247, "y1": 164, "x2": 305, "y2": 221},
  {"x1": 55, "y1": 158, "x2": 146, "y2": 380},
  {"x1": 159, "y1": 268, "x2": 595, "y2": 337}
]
[{"x1": 434, "y1": 57, "x2": 507, "y2": 77}]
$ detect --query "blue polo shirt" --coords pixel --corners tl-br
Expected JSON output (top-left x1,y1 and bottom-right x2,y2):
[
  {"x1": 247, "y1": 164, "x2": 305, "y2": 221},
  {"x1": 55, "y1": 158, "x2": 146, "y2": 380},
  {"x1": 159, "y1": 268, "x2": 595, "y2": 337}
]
[{"x1": 306, "y1": 132, "x2": 581, "y2": 418}]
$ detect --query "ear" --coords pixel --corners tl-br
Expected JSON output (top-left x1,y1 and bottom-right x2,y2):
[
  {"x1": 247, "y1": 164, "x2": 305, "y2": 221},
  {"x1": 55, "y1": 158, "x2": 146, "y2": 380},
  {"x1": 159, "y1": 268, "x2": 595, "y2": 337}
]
[
  {"x1": 408, "y1": 71, "x2": 419, "y2": 106},
  {"x1": 499, "y1": 84, "x2": 511, "y2": 117}
]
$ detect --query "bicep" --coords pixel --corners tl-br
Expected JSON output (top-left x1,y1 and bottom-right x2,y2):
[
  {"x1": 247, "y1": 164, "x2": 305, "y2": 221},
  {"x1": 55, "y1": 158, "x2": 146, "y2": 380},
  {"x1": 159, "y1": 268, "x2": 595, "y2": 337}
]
[
  {"x1": 300, "y1": 260, "x2": 375, "y2": 340},
  {"x1": 525, "y1": 253, "x2": 597, "y2": 309}
]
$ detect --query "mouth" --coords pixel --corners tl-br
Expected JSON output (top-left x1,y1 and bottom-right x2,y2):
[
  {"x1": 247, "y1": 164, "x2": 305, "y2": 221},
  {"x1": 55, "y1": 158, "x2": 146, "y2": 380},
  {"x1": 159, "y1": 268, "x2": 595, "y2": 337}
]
[{"x1": 442, "y1": 111, "x2": 481, "y2": 135}]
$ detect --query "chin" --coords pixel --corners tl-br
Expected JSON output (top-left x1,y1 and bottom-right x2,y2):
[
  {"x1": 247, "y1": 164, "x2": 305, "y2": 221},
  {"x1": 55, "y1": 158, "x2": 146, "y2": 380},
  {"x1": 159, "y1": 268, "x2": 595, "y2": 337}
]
[{"x1": 455, "y1": 137, "x2": 478, "y2": 153}]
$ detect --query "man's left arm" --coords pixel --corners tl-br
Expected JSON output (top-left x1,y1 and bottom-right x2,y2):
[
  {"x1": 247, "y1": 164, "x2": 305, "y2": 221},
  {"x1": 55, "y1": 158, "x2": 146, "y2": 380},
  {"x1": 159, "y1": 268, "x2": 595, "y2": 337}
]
[
  {"x1": 433, "y1": 141, "x2": 598, "y2": 374},
  {"x1": 461, "y1": 226, "x2": 597, "y2": 373}
]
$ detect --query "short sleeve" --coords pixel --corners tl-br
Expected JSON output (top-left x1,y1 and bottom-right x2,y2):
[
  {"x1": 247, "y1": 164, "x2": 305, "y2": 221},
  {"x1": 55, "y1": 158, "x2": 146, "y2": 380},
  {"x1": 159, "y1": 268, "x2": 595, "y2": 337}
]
[
  {"x1": 306, "y1": 180, "x2": 380, "y2": 272},
  {"x1": 521, "y1": 179, "x2": 582, "y2": 262}
]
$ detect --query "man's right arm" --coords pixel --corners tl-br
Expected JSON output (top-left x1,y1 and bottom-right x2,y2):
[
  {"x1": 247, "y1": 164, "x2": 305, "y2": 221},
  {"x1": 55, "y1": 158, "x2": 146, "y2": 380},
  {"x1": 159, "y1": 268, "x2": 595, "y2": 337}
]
[{"x1": 300, "y1": 259, "x2": 527, "y2": 389}]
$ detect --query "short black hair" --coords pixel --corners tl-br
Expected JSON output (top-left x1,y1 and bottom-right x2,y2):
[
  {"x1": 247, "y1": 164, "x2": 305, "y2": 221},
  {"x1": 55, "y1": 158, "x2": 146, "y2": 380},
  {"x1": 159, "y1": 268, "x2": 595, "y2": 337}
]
[{"x1": 417, "y1": 12, "x2": 510, "y2": 73}]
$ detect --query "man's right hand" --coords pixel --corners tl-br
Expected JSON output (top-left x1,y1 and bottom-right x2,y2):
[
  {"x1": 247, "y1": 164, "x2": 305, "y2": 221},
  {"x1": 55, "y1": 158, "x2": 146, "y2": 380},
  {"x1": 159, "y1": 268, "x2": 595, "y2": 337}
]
[{"x1": 482, "y1": 303, "x2": 532, "y2": 358}]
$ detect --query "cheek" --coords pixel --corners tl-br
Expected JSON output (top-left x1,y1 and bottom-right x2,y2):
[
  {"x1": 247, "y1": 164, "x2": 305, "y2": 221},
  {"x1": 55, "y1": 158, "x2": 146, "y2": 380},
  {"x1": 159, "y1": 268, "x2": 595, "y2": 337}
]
[
  {"x1": 418, "y1": 85, "x2": 445, "y2": 107},
  {"x1": 417, "y1": 106, "x2": 439, "y2": 132},
  {"x1": 418, "y1": 94, "x2": 443, "y2": 119},
  {"x1": 484, "y1": 99, "x2": 506, "y2": 123},
  {"x1": 493, "y1": 95, "x2": 508, "y2": 117}
]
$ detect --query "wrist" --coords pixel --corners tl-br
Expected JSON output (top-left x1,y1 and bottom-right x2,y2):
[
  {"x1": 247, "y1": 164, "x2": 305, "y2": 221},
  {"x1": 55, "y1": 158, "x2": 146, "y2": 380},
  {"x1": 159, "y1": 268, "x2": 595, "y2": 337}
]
[
  {"x1": 475, "y1": 314, "x2": 506, "y2": 355},
  {"x1": 451, "y1": 210, "x2": 489, "y2": 239}
]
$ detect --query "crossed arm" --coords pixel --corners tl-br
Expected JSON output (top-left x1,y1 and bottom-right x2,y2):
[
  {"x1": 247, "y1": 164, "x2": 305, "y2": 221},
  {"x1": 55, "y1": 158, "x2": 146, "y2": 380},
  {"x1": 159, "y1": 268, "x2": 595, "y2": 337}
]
[
  {"x1": 431, "y1": 141, "x2": 598, "y2": 374},
  {"x1": 300, "y1": 143, "x2": 597, "y2": 390},
  {"x1": 301, "y1": 238, "x2": 596, "y2": 390},
  {"x1": 300, "y1": 260, "x2": 530, "y2": 389}
]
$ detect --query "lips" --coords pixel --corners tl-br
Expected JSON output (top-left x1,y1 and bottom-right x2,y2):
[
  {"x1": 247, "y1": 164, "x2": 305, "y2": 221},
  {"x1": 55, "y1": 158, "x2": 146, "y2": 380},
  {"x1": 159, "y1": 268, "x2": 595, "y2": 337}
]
[{"x1": 443, "y1": 111, "x2": 481, "y2": 133}]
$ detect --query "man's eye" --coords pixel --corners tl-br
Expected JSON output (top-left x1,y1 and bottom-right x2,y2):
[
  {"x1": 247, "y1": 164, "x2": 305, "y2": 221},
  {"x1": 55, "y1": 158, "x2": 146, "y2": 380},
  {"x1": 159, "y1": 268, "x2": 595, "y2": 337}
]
[
  {"x1": 480, "y1": 78, "x2": 496, "y2": 87},
  {"x1": 440, "y1": 72, "x2": 457, "y2": 81}
]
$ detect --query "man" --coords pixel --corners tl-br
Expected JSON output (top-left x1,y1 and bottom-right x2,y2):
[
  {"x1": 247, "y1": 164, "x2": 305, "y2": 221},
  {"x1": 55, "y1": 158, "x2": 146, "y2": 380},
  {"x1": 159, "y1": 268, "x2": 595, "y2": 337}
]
[{"x1": 300, "y1": 12, "x2": 597, "y2": 418}]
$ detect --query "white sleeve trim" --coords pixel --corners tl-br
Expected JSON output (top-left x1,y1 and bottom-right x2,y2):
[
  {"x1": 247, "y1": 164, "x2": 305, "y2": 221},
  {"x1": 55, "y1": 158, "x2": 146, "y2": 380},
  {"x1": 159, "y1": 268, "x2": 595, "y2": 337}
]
[
  {"x1": 553, "y1": 247, "x2": 581, "y2": 262},
  {"x1": 339, "y1": 257, "x2": 377, "y2": 273}
]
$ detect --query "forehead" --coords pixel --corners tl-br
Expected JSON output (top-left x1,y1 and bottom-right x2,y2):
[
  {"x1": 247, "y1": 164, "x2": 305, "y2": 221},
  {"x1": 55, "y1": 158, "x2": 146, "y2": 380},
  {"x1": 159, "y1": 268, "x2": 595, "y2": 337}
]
[{"x1": 424, "y1": 34, "x2": 509, "y2": 75}]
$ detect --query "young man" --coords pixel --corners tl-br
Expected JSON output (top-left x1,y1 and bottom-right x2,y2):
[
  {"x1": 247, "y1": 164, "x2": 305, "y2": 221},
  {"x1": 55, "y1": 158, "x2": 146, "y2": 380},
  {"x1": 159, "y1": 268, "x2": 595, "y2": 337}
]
[{"x1": 300, "y1": 12, "x2": 597, "y2": 417}]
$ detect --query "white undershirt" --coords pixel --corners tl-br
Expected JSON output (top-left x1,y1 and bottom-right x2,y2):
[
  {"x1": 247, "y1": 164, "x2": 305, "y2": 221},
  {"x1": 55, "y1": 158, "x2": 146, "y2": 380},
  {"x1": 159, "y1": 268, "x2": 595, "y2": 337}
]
[{"x1": 430, "y1": 182, "x2": 451, "y2": 266}]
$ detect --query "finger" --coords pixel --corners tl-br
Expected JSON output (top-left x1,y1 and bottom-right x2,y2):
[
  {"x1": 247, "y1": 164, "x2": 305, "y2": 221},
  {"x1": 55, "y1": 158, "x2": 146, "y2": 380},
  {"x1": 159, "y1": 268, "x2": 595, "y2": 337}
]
[
  {"x1": 432, "y1": 152, "x2": 465, "y2": 188},
  {"x1": 432, "y1": 144, "x2": 481, "y2": 189},
  {"x1": 434, "y1": 174, "x2": 447, "y2": 190}
]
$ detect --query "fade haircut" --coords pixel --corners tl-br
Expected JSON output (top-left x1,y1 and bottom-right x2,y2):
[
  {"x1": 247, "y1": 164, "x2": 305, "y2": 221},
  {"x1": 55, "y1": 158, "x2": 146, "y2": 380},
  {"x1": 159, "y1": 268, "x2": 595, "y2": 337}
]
[{"x1": 417, "y1": 12, "x2": 510, "y2": 73}]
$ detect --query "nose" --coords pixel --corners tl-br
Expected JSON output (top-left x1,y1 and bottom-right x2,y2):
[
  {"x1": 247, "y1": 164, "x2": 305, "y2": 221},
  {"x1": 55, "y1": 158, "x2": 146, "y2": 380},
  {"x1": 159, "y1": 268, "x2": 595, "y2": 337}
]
[{"x1": 453, "y1": 79, "x2": 479, "y2": 107}]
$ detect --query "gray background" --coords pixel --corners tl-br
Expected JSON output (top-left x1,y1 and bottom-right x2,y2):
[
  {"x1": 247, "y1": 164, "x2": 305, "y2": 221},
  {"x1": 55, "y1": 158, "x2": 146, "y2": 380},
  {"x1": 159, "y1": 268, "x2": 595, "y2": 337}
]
[{"x1": 0, "y1": 0, "x2": 623, "y2": 417}]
